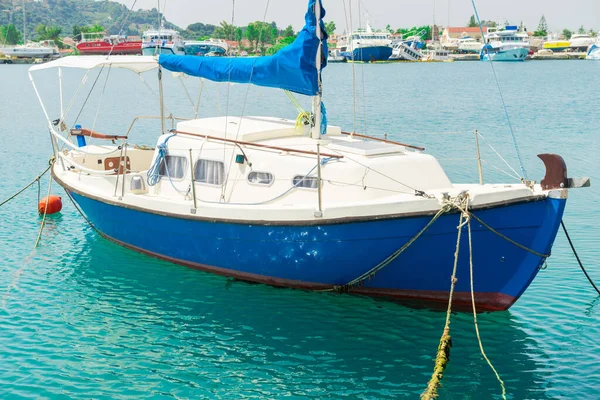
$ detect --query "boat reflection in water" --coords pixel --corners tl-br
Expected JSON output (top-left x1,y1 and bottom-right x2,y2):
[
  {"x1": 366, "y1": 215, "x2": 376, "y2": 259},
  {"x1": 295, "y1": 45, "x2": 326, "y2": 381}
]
[{"x1": 46, "y1": 230, "x2": 554, "y2": 398}]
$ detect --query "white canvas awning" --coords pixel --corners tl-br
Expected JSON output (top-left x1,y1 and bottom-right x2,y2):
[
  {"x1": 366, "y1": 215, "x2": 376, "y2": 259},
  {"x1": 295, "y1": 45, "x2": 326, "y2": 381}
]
[{"x1": 29, "y1": 55, "x2": 159, "y2": 73}]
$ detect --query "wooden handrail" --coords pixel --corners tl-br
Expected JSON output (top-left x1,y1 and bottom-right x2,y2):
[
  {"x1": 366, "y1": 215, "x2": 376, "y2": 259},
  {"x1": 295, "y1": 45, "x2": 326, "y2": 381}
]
[
  {"x1": 341, "y1": 131, "x2": 425, "y2": 151},
  {"x1": 173, "y1": 130, "x2": 344, "y2": 159},
  {"x1": 70, "y1": 128, "x2": 127, "y2": 140}
]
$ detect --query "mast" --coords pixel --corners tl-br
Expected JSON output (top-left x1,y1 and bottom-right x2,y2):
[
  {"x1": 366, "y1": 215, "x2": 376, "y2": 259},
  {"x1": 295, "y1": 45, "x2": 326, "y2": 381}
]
[
  {"x1": 311, "y1": 0, "x2": 323, "y2": 140},
  {"x1": 22, "y1": 0, "x2": 26, "y2": 42},
  {"x1": 312, "y1": 0, "x2": 324, "y2": 216}
]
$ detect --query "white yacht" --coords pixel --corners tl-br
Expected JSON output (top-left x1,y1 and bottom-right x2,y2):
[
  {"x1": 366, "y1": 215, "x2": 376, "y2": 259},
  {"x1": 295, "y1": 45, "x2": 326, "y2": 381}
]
[
  {"x1": 0, "y1": 40, "x2": 59, "y2": 58},
  {"x1": 184, "y1": 39, "x2": 228, "y2": 56},
  {"x1": 457, "y1": 36, "x2": 483, "y2": 54},
  {"x1": 142, "y1": 28, "x2": 185, "y2": 56},
  {"x1": 390, "y1": 40, "x2": 423, "y2": 61},
  {"x1": 338, "y1": 23, "x2": 393, "y2": 62},
  {"x1": 569, "y1": 34, "x2": 594, "y2": 51},
  {"x1": 481, "y1": 25, "x2": 530, "y2": 62},
  {"x1": 587, "y1": 44, "x2": 600, "y2": 60},
  {"x1": 327, "y1": 49, "x2": 346, "y2": 63}
]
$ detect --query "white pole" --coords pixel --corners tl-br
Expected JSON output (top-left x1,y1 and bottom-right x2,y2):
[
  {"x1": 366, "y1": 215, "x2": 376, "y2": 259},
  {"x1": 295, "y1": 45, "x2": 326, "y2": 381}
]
[
  {"x1": 313, "y1": 0, "x2": 324, "y2": 216},
  {"x1": 59, "y1": 67, "x2": 64, "y2": 120},
  {"x1": 311, "y1": 0, "x2": 322, "y2": 140},
  {"x1": 158, "y1": 67, "x2": 166, "y2": 134}
]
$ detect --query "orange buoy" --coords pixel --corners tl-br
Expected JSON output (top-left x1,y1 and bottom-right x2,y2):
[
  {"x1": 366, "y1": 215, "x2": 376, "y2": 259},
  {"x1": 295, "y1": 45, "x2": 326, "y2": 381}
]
[{"x1": 38, "y1": 195, "x2": 62, "y2": 215}]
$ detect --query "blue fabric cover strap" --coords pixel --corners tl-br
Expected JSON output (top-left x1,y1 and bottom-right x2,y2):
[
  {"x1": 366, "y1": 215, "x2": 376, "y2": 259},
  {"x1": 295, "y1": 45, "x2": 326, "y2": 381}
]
[{"x1": 158, "y1": 0, "x2": 328, "y2": 96}]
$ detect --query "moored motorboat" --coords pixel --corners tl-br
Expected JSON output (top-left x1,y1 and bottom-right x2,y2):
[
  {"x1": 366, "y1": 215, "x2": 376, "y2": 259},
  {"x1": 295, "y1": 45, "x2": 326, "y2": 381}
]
[
  {"x1": 543, "y1": 40, "x2": 570, "y2": 52},
  {"x1": 458, "y1": 36, "x2": 483, "y2": 53},
  {"x1": 184, "y1": 39, "x2": 228, "y2": 56},
  {"x1": 586, "y1": 44, "x2": 600, "y2": 60},
  {"x1": 338, "y1": 22, "x2": 392, "y2": 62},
  {"x1": 76, "y1": 33, "x2": 142, "y2": 55},
  {"x1": 569, "y1": 34, "x2": 594, "y2": 51},
  {"x1": 142, "y1": 28, "x2": 185, "y2": 56},
  {"x1": 29, "y1": 0, "x2": 589, "y2": 311},
  {"x1": 1, "y1": 40, "x2": 59, "y2": 58},
  {"x1": 481, "y1": 25, "x2": 530, "y2": 61}
]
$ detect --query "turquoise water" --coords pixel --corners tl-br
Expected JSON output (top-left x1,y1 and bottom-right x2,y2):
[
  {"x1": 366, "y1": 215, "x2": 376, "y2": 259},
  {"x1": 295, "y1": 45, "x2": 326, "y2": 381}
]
[{"x1": 1, "y1": 61, "x2": 599, "y2": 399}]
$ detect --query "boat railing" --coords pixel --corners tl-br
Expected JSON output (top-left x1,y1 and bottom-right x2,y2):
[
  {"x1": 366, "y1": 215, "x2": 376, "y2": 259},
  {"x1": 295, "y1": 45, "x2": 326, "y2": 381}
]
[
  {"x1": 173, "y1": 130, "x2": 344, "y2": 159},
  {"x1": 125, "y1": 115, "x2": 191, "y2": 138},
  {"x1": 340, "y1": 132, "x2": 425, "y2": 151}
]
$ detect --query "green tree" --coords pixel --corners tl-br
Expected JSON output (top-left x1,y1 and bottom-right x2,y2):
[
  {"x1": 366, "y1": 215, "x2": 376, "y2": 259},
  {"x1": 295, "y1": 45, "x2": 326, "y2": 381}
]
[
  {"x1": 325, "y1": 21, "x2": 336, "y2": 35},
  {"x1": 562, "y1": 29, "x2": 573, "y2": 40},
  {"x1": 533, "y1": 15, "x2": 548, "y2": 37},
  {"x1": 267, "y1": 35, "x2": 296, "y2": 55},
  {"x1": 578, "y1": 25, "x2": 586, "y2": 34},
  {"x1": 468, "y1": 15, "x2": 478, "y2": 28},
  {"x1": 235, "y1": 27, "x2": 243, "y2": 46},
  {"x1": 245, "y1": 22, "x2": 260, "y2": 51},
  {"x1": 0, "y1": 24, "x2": 22, "y2": 45},
  {"x1": 283, "y1": 25, "x2": 295, "y2": 38},
  {"x1": 35, "y1": 24, "x2": 64, "y2": 47},
  {"x1": 214, "y1": 20, "x2": 236, "y2": 40}
]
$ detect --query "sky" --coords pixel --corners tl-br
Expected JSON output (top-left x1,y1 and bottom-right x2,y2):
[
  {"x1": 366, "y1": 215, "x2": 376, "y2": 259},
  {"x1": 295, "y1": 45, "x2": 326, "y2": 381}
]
[{"x1": 117, "y1": 0, "x2": 600, "y2": 33}]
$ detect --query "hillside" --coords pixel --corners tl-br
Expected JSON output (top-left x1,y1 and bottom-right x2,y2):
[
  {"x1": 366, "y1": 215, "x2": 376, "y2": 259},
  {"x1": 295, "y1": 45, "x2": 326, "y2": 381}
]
[{"x1": 0, "y1": 0, "x2": 181, "y2": 39}]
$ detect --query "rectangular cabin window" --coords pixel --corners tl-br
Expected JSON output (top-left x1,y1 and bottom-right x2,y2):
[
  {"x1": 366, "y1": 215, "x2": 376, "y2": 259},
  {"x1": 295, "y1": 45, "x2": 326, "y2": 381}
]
[
  {"x1": 159, "y1": 155, "x2": 187, "y2": 180},
  {"x1": 248, "y1": 171, "x2": 274, "y2": 186},
  {"x1": 293, "y1": 175, "x2": 318, "y2": 189},
  {"x1": 194, "y1": 159, "x2": 225, "y2": 186}
]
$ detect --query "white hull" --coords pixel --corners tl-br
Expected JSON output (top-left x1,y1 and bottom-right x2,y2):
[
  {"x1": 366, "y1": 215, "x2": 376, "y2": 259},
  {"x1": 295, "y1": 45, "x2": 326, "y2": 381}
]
[
  {"x1": 1, "y1": 46, "x2": 58, "y2": 58},
  {"x1": 458, "y1": 41, "x2": 483, "y2": 54},
  {"x1": 587, "y1": 46, "x2": 600, "y2": 60},
  {"x1": 482, "y1": 47, "x2": 529, "y2": 62},
  {"x1": 390, "y1": 42, "x2": 423, "y2": 61}
]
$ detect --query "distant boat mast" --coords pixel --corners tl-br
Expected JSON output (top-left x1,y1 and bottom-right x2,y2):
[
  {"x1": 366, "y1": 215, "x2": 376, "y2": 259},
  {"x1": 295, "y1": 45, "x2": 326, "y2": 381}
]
[{"x1": 22, "y1": 0, "x2": 26, "y2": 42}]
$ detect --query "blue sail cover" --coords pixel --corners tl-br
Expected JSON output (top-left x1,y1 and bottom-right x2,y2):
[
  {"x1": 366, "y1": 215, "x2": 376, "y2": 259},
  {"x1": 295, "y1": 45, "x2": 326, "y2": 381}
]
[{"x1": 158, "y1": 0, "x2": 328, "y2": 96}]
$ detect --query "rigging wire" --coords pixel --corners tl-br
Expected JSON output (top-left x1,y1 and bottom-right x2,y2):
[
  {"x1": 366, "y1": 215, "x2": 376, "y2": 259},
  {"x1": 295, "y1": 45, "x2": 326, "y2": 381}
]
[
  {"x1": 107, "y1": 0, "x2": 139, "y2": 57},
  {"x1": 344, "y1": 0, "x2": 358, "y2": 134},
  {"x1": 470, "y1": 0, "x2": 528, "y2": 181},
  {"x1": 357, "y1": 0, "x2": 368, "y2": 134},
  {"x1": 221, "y1": 0, "x2": 272, "y2": 201}
]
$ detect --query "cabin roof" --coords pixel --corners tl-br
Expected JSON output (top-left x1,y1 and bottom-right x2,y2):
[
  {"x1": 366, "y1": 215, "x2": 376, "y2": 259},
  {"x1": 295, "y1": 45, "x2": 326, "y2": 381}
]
[{"x1": 176, "y1": 116, "x2": 341, "y2": 143}]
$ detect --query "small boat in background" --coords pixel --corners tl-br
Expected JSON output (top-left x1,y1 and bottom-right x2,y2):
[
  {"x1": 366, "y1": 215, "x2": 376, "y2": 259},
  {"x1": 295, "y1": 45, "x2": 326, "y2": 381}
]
[
  {"x1": 338, "y1": 22, "x2": 393, "y2": 62},
  {"x1": 390, "y1": 40, "x2": 423, "y2": 61},
  {"x1": 481, "y1": 25, "x2": 530, "y2": 61},
  {"x1": 76, "y1": 33, "x2": 141, "y2": 56},
  {"x1": 142, "y1": 28, "x2": 185, "y2": 56},
  {"x1": 184, "y1": 39, "x2": 228, "y2": 56},
  {"x1": 569, "y1": 34, "x2": 594, "y2": 51},
  {"x1": 543, "y1": 37, "x2": 570, "y2": 52},
  {"x1": 1, "y1": 40, "x2": 59, "y2": 58},
  {"x1": 458, "y1": 36, "x2": 483, "y2": 53},
  {"x1": 327, "y1": 49, "x2": 346, "y2": 63},
  {"x1": 587, "y1": 44, "x2": 600, "y2": 60}
]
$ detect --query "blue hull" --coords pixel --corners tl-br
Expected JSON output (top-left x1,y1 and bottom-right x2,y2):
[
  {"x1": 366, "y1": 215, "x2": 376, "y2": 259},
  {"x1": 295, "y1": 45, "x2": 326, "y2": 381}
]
[
  {"x1": 64, "y1": 182, "x2": 566, "y2": 311},
  {"x1": 343, "y1": 46, "x2": 393, "y2": 62}
]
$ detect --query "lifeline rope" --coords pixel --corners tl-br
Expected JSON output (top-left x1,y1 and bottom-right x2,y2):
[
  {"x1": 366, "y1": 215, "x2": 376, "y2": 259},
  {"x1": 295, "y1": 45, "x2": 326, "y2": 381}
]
[
  {"x1": 561, "y1": 220, "x2": 600, "y2": 295},
  {"x1": 2, "y1": 164, "x2": 54, "y2": 311},
  {"x1": 0, "y1": 165, "x2": 51, "y2": 208}
]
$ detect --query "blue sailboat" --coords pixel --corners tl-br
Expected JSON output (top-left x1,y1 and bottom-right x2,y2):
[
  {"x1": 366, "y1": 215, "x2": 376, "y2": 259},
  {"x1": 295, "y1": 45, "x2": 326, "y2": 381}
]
[{"x1": 29, "y1": 0, "x2": 587, "y2": 311}]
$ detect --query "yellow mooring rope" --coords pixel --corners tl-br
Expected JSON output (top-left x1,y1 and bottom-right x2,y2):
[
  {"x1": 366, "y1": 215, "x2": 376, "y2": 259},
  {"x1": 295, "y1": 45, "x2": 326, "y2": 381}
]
[
  {"x1": 467, "y1": 214, "x2": 508, "y2": 400},
  {"x1": 421, "y1": 203, "x2": 467, "y2": 400}
]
